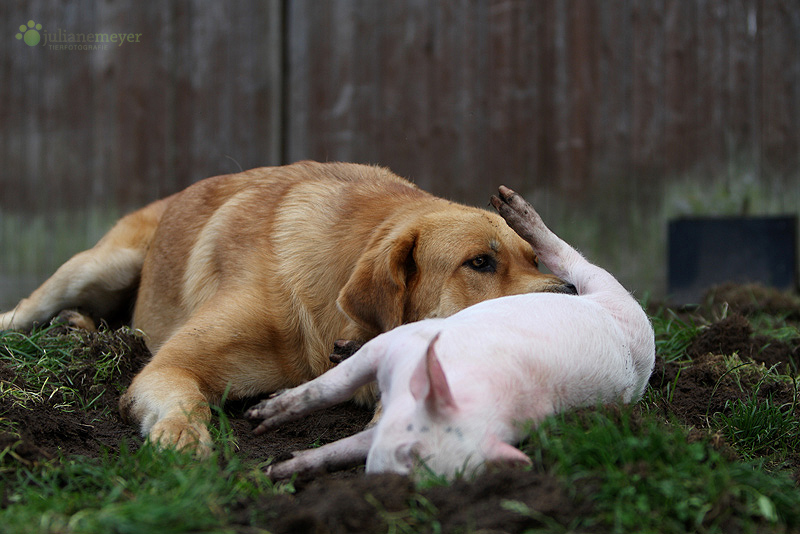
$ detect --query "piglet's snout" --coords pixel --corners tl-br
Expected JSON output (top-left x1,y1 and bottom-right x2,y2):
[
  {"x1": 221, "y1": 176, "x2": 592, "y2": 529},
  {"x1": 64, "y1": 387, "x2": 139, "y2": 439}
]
[{"x1": 395, "y1": 442, "x2": 419, "y2": 471}]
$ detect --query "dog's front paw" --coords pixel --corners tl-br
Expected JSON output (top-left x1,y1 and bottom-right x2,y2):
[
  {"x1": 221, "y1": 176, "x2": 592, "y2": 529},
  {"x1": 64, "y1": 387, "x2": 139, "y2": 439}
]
[{"x1": 148, "y1": 416, "x2": 213, "y2": 459}]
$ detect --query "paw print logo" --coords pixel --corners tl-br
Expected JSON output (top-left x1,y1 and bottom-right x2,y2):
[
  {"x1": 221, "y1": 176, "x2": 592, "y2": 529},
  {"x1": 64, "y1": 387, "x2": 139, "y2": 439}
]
[{"x1": 16, "y1": 20, "x2": 42, "y2": 46}]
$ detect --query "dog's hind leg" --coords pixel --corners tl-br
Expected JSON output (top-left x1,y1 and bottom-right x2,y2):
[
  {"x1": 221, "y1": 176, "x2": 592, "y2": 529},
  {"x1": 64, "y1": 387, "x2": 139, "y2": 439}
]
[{"x1": 0, "y1": 198, "x2": 169, "y2": 330}]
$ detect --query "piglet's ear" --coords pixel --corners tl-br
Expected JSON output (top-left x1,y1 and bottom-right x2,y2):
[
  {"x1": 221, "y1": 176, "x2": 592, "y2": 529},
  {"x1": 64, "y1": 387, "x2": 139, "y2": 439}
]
[
  {"x1": 410, "y1": 333, "x2": 457, "y2": 416},
  {"x1": 484, "y1": 436, "x2": 532, "y2": 469}
]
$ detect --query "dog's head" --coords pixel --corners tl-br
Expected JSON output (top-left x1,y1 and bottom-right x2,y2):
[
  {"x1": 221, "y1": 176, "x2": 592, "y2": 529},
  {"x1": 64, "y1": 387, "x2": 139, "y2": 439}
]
[{"x1": 337, "y1": 204, "x2": 573, "y2": 335}]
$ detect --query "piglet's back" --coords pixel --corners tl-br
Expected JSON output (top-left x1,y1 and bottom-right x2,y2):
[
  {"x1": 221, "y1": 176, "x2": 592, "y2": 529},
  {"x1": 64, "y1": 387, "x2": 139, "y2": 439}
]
[{"x1": 427, "y1": 292, "x2": 650, "y2": 408}]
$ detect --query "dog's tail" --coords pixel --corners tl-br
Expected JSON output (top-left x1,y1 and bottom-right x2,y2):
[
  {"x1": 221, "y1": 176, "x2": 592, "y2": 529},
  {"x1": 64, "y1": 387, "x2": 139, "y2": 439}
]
[{"x1": 0, "y1": 196, "x2": 172, "y2": 330}]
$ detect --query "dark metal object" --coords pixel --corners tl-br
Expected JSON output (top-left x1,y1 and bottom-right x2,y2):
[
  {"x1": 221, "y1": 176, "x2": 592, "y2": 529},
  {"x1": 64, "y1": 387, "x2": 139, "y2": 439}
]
[{"x1": 668, "y1": 216, "x2": 798, "y2": 304}]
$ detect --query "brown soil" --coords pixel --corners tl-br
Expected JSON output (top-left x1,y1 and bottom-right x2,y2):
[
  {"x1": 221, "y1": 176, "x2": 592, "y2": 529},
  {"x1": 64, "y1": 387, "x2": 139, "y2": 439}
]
[
  {"x1": 1, "y1": 283, "x2": 799, "y2": 532},
  {"x1": 649, "y1": 312, "x2": 799, "y2": 430}
]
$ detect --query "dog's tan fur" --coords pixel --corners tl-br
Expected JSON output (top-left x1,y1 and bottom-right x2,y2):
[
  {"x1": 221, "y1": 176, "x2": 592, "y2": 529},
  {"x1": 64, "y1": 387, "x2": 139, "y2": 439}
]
[{"x1": 0, "y1": 161, "x2": 571, "y2": 455}]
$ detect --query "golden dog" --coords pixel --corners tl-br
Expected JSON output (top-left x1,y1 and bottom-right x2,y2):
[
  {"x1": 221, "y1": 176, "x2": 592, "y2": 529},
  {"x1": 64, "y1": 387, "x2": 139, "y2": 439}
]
[{"x1": 0, "y1": 161, "x2": 573, "y2": 455}]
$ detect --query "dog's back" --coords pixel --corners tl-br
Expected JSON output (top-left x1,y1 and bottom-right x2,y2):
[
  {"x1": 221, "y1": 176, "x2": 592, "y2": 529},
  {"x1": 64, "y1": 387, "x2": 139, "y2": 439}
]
[{"x1": 132, "y1": 161, "x2": 433, "y2": 351}]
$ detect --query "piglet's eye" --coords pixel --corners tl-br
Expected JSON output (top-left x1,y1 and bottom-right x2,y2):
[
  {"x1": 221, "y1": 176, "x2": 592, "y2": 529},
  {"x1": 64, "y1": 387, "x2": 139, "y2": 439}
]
[{"x1": 464, "y1": 255, "x2": 496, "y2": 273}]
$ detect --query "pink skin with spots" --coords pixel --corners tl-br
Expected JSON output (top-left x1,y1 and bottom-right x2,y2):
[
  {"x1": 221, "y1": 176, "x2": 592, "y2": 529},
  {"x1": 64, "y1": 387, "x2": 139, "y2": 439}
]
[{"x1": 246, "y1": 186, "x2": 655, "y2": 480}]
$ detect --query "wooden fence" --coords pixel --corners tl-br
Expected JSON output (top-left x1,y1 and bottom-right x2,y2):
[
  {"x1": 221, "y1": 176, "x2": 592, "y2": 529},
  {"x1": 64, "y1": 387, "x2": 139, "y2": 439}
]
[{"x1": 1, "y1": 0, "x2": 799, "y2": 306}]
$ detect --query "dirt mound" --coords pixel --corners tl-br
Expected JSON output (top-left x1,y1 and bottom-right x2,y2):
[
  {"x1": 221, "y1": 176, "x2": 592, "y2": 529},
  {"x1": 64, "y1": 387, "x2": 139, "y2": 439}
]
[
  {"x1": 687, "y1": 313, "x2": 798, "y2": 371},
  {"x1": 650, "y1": 312, "x2": 798, "y2": 430},
  {"x1": 0, "y1": 432, "x2": 52, "y2": 467},
  {"x1": 242, "y1": 468, "x2": 588, "y2": 534},
  {"x1": 705, "y1": 283, "x2": 800, "y2": 320},
  {"x1": 0, "y1": 327, "x2": 149, "y2": 461}
]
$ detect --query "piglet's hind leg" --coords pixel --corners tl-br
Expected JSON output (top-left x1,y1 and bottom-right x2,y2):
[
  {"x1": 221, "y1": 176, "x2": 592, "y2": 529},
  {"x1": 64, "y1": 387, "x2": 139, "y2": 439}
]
[{"x1": 491, "y1": 186, "x2": 627, "y2": 298}]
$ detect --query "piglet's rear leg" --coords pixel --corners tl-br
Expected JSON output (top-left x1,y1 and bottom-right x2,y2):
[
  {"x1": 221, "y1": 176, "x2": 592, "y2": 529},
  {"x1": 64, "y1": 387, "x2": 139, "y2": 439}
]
[{"x1": 490, "y1": 186, "x2": 627, "y2": 298}]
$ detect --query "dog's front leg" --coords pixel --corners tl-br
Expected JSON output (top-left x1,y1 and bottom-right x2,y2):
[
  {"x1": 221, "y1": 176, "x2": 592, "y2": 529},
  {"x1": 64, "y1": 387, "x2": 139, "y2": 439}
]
[
  {"x1": 266, "y1": 427, "x2": 376, "y2": 479},
  {"x1": 246, "y1": 345, "x2": 381, "y2": 434},
  {"x1": 119, "y1": 364, "x2": 214, "y2": 457}
]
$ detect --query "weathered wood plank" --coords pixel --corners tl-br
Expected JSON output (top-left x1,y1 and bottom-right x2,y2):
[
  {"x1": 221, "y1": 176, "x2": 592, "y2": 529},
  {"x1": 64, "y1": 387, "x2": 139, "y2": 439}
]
[
  {"x1": 1, "y1": 0, "x2": 799, "y2": 306},
  {"x1": 485, "y1": 0, "x2": 545, "y2": 194},
  {"x1": 726, "y1": 0, "x2": 760, "y2": 171},
  {"x1": 631, "y1": 0, "x2": 666, "y2": 177},
  {"x1": 172, "y1": 0, "x2": 282, "y2": 194},
  {"x1": 760, "y1": 0, "x2": 800, "y2": 180},
  {"x1": 664, "y1": 0, "x2": 700, "y2": 175},
  {"x1": 592, "y1": 0, "x2": 634, "y2": 192}
]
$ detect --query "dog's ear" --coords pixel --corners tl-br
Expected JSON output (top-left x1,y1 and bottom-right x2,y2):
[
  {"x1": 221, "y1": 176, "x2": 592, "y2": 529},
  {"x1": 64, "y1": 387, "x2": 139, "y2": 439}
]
[{"x1": 337, "y1": 227, "x2": 417, "y2": 335}]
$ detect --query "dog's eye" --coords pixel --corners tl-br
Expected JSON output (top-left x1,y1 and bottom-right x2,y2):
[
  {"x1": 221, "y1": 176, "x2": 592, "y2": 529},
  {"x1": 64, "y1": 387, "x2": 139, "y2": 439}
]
[{"x1": 464, "y1": 255, "x2": 496, "y2": 273}]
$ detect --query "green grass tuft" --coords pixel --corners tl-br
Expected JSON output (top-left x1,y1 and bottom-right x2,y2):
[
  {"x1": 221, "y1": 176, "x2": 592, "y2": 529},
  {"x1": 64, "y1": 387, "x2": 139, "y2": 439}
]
[
  {"x1": 651, "y1": 308, "x2": 705, "y2": 362},
  {"x1": 521, "y1": 407, "x2": 800, "y2": 533},
  {"x1": 0, "y1": 325, "x2": 131, "y2": 422},
  {"x1": 2, "y1": 438, "x2": 293, "y2": 534},
  {"x1": 714, "y1": 390, "x2": 800, "y2": 461}
]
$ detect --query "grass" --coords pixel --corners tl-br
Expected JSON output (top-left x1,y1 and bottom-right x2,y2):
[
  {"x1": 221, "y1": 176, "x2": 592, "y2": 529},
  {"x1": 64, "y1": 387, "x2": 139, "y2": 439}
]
[
  {"x1": 650, "y1": 307, "x2": 706, "y2": 363},
  {"x1": 521, "y1": 407, "x2": 800, "y2": 533},
  {"x1": 715, "y1": 392, "x2": 800, "y2": 461},
  {"x1": 0, "y1": 325, "x2": 130, "y2": 425},
  {"x1": 366, "y1": 493, "x2": 442, "y2": 534},
  {"x1": 0, "y1": 326, "x2": 296, "y2": 534},
  {"x1": 0, "y1": 326, "x2": 80, "y2": 421},
  {"x1": 1, "y1": 299, "x2": 799, "y2": 533},
  {"x1": 3, "y1": 440, "x2": 291, "y2": 534}
]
